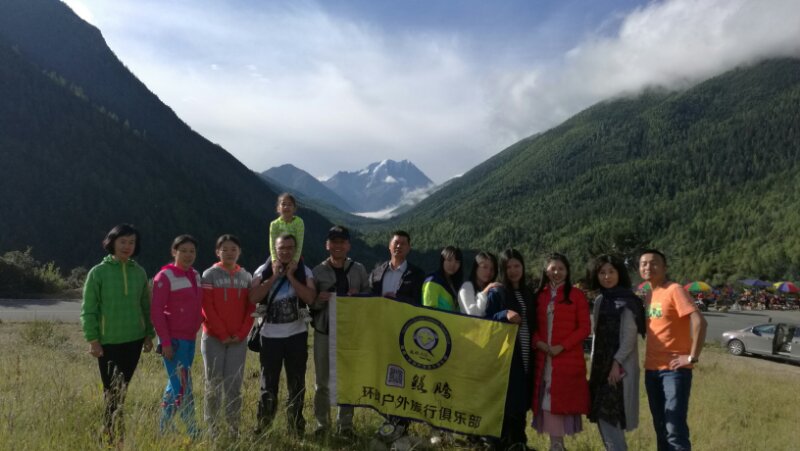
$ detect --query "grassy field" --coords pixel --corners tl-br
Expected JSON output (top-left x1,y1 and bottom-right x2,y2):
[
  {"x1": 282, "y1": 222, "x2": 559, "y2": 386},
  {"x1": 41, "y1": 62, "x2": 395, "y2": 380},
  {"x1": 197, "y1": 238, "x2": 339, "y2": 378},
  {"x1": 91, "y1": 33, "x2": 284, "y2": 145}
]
[{"x1": 0, "y1": 321, "x2": 798, "y2": 450}]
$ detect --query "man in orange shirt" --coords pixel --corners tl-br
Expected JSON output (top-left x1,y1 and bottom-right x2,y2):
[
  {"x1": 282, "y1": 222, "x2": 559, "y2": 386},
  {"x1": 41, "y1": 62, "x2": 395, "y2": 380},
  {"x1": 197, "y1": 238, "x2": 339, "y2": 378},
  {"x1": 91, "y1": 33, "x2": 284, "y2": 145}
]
[{"x1": 640, "y1": 249, "x2": 707, "y2": 451}]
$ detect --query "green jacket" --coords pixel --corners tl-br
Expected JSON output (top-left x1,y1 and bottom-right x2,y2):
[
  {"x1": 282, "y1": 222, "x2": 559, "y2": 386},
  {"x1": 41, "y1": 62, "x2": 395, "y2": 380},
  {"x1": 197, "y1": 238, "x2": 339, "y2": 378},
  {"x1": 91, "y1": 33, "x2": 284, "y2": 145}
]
[{"x1": 81, "y1": 255, "x2": 155, "y2": 344}]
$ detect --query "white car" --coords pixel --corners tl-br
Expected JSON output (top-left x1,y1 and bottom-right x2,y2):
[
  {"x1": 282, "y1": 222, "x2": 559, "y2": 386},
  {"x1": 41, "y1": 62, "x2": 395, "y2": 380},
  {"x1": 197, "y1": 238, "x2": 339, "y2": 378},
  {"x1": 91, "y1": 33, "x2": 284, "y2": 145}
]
[{"x1": 721, "y1": 322, "x2": 800, "y2": 363}]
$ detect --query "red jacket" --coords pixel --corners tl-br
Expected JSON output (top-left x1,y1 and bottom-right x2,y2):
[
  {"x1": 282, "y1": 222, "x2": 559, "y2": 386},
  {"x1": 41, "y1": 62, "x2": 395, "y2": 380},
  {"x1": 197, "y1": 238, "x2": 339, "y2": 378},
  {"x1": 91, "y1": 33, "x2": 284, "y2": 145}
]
[
  {"x1": 532, "y1": 284, "x2": 591, "y2": 415},
  {"x1": 201, "y1": 263, "x2": 255, "y2": 341}
]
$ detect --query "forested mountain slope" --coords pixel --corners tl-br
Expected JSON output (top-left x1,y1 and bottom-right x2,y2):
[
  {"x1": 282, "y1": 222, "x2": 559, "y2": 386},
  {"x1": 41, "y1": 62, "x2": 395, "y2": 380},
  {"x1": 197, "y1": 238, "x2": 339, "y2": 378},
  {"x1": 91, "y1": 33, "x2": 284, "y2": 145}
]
[{"x1": 377, "y1": 59, "x2": 800, "y2": 281}]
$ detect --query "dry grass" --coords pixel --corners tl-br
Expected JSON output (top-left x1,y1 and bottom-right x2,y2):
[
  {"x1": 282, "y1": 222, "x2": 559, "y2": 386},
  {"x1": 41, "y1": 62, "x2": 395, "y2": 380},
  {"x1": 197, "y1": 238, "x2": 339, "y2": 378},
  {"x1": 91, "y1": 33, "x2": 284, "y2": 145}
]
[{"x1": 0, "y1": 322, "x2": 798, "y2": 450}]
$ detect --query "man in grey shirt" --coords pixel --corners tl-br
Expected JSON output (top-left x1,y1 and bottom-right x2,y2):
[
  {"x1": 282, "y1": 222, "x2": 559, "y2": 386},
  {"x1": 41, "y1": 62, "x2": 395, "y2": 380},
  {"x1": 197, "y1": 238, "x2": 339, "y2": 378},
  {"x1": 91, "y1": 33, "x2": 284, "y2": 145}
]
[{"x1": 310, "y1": 226, "x2": 370, "y2": 439}]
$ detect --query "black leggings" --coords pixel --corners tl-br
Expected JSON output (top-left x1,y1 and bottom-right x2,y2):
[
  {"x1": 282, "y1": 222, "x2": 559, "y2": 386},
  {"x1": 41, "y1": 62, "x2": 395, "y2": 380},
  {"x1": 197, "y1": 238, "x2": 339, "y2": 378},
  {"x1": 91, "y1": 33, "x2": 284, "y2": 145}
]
[{"x1": 97, "y1": 339, "x2": 144, "y2": 435}]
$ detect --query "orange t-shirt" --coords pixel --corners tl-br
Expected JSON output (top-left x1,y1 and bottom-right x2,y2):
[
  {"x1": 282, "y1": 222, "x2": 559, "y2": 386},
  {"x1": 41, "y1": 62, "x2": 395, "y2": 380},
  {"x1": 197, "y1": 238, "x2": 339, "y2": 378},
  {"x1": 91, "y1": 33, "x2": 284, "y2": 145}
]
[{"x1": 645, "y1": 282, "x2": 698, "y2": 370}]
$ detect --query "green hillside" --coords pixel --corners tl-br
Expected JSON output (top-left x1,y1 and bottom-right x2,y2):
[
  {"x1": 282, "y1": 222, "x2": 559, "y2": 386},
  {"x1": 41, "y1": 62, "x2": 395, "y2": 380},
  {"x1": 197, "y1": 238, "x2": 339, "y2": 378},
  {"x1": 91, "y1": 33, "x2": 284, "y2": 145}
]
[
  {"x1": 0, "y1": 1, "x2": 382, "y2": 274},
  {"x1": 372, "y1": 59, "x2": 800, "y2": 282}
]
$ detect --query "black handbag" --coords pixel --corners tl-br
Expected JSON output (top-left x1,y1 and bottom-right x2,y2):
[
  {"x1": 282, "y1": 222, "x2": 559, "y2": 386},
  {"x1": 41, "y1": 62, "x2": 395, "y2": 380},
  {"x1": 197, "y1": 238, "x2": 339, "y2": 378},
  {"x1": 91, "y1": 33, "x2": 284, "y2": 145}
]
[{"x1": 247, "y1": 277, "x2": 287, "y2": 352}]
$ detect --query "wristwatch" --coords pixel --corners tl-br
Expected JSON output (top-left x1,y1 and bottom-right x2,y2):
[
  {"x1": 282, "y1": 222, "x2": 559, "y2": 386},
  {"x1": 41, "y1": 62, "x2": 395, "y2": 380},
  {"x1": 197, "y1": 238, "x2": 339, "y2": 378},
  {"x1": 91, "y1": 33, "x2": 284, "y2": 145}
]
[{"x1": 688, "y1": 355, "x2": 699, "y2": 364}]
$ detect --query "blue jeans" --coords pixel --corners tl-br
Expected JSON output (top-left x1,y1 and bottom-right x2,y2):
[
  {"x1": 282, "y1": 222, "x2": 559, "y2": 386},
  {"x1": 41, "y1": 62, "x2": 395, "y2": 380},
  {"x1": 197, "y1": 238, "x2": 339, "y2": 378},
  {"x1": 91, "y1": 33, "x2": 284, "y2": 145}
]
[{"x1": 645, "y1": 369, "x2": 692, "y2": 451}]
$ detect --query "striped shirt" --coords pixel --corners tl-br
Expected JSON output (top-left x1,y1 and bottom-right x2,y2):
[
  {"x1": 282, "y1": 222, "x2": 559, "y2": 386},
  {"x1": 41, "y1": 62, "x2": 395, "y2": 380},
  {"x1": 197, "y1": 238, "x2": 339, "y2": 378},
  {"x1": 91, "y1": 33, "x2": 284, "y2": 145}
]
[{"x1": 515, "y1": 288, "x2": 531, "y2": 373}]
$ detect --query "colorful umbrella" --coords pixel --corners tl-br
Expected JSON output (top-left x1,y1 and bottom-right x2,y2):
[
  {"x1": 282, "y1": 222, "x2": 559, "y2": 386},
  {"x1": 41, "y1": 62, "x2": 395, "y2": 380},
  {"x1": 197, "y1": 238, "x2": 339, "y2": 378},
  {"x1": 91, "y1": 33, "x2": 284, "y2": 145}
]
[
  {"x1": 739, "y1": 279, "x2": 771, "y2": 288},
  {"x1": 637, "y1": 281, "x2": 651, "y2": 291},
  {"x1": 684, "y1": 281, "x2": 712, "y2": 292},
  {"x1": 773, "y1": 282, "x2": 799, "y2": 293}
]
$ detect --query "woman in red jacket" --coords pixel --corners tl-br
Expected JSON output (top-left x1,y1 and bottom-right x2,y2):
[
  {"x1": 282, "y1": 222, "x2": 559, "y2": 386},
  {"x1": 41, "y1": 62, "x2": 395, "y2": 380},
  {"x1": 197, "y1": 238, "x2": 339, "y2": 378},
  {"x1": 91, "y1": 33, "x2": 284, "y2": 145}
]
[{"x1": 531, "y1": 253, "x2": 591, "y2": 451}]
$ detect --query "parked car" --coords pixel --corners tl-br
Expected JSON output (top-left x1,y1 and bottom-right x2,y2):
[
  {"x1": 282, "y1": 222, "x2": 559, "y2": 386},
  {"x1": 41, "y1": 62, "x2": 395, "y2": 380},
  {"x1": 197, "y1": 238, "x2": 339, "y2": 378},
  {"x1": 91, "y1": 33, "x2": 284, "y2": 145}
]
[{"x1": 721, "y1": 322, "x2": 800, "y2": 363}]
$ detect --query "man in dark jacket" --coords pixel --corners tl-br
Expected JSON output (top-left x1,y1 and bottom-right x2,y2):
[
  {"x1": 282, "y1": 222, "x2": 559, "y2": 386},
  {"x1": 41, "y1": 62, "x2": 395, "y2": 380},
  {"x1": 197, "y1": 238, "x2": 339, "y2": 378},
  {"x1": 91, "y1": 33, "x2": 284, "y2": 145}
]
[{"x1": 369, "y1": 230, "x2": 425, "y2": 305}]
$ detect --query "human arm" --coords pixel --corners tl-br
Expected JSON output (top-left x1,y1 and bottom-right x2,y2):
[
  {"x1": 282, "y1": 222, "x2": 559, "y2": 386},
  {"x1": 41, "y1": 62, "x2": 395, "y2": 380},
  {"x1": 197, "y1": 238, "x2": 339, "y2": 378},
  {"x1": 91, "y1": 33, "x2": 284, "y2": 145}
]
[
  {"x1": 609, "y1": 308, "x2": 638, "y2": 384},
  {"x1": 201, "y1": 273, "x2": 228, "y2": 339},
  {"x1": 613, "y1": 307, "x2": 639, "y2": 364},
  {"x1": 150, "y1": 271, "x2": 172, "y2": 347},
  {"x1": 483, "y1": 288, "x2": 513, "y2": 322},
  {"x1": 421, "y1": 278, "x2": 437, "y2": 308},
  {"x1": 235, "y1": 286, "x2": 256, "y2": 341},
  {"x1": 268, "y1": 219, "x2": 280, "y2": 261},
  {"x1": 287, "y1": 264, "x2": 316, "y2": 304},
  {"x1": 670, "y1": 310, "x2": 708, "y2": 369},
  {"x1": 139, "y1": 277, "x2": 154, "y2": 352},
  {"x1": 80, "y1": 267, "x2": 102, "y2": 345},
  {"x1": 292, "y1": 217, "x2": 304, "y2": 263},
  {"x1": 457, "y1": 282, "x2": 477, "y2": 315},
  {"x1": 669, "y1": 285, "x2": 708, "y2": 369},
  {"x1": 354, "y1": 264, "x2": 371, "y2": 294},
  {"x1": 249, "y1": 264, "x2": 280, "y2": 304}
]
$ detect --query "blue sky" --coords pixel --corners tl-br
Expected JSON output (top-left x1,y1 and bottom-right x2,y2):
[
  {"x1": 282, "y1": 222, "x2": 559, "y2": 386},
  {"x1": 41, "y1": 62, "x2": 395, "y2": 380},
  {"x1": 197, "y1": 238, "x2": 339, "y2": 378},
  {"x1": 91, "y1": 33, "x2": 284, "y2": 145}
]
[{"x1": 63, "y1": 0, "x2": 800, "y2": 183}]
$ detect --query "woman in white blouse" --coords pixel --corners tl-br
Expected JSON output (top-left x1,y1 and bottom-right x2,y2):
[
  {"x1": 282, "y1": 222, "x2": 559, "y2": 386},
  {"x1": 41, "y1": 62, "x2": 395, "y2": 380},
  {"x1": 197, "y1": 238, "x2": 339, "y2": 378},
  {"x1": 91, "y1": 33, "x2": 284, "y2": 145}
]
[{"x1": 457, "y1": 251, "x2": 500, "y2": 316}]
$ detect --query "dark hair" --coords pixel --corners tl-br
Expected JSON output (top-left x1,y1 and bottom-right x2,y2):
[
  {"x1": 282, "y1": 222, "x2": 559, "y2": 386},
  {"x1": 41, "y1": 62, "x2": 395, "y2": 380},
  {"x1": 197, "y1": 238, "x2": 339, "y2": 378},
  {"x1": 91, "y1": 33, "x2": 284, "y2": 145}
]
[
  {"x1": 537, "y1": 253, "x2": 573, "y2": 303},
  {"x1": 171, "y1": 234, "x2": 198, "y2": 250},
  {"x1": 499, "y1": 248, "x2": 528, "y2": 290},
  {"x1": 468, "y1": 251, "x2": 498, "y2": 291},
  {"x1": 276, "y1": 193, "x2": 297, "y2": 208},
  {"x1": 102, "y1": 223, "x2": 141, "y2": 256},
  {"x1": 216, "y1": 234, "x2": 241, "y2": 250},
  {"x1": 391, "y1": 230, "x2": 411, "y2": 244},
  {"x1": 639, "y1": 248, "x2": 667, "y2": 266},
  {"x1": 588, "y1": 254, "x2": 632, "y2": 290},
  {"x1": 276, "y1": 233, "x2": 297, "y2": 246},
  {"x1": 437, "y1": 246, "x2": 464, "y2": 295}
]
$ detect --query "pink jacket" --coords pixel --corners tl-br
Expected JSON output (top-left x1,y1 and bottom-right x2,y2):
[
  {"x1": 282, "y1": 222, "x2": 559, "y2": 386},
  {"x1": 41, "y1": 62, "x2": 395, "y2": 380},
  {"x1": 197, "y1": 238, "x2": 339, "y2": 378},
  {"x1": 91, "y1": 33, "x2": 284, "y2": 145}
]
[{"x1": 151, "y1": 264, "x2": 203, "y2": 344}]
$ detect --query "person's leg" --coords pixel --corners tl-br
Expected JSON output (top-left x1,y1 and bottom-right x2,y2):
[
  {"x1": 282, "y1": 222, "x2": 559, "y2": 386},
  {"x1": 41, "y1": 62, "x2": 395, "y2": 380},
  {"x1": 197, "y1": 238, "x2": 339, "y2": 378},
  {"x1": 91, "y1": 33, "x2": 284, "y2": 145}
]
[
  {"x1": 98, "y1": 339, "x2": 143, "y2": 442},
  {"x1": 257, "y1": 335, "x2": 283, "y2": 432},
  {"x1": 284, "y1": 332, "x2": 309, "y2": 435},
  {"x1": 202, "y1": 333, "x2": 225, "y2": 435},
  {"x1": 175, "y1": 339, "x2": 198, "y2": 437},
  {"x1": 160, "y1": 340, "x2": 183, "y2": 433},
  {"x1": 223, "y1": 339, "x2": 248, "y2": 433},
  {"x1": 336, "y1": 405, "x2": 355, "y2": 434},
  {"x1": 645, "y1": 370, "x2": 669, "y2": 451},
  {"x1": 661, "y1": 369, "x2": 693, "y2": 450},
  {"x1": 598, "y1": 419, "x2": 628, "y2": 451},
  {"x1": 313, "y1": 330, "x2": 331, "y2": 433}
]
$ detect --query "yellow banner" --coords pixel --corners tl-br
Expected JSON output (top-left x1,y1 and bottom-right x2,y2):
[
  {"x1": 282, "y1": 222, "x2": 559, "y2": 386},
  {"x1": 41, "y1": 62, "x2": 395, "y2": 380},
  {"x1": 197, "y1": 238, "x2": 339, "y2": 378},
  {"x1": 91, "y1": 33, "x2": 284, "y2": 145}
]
[{"x1": 330, "y1": 296, "x2": 517, "y2": 437}]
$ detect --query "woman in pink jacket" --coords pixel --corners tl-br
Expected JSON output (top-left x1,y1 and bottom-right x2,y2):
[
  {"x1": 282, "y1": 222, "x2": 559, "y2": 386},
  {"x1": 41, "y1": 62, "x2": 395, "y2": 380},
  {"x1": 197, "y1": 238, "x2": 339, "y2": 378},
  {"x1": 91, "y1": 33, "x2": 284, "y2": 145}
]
[
  {"x1": 531, "y1": 253, "x2": 591, "y2": 451},
  {"x1": 151, "y1": 235, "x2": 204, "y2": 438}
]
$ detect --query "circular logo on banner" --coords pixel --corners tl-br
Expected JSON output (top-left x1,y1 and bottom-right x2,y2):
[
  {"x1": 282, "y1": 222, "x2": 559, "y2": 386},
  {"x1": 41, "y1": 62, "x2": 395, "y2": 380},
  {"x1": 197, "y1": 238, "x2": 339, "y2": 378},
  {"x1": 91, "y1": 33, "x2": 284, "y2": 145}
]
[{"x1": 399, "y1": 316, "x2": 452, "y2": 370}]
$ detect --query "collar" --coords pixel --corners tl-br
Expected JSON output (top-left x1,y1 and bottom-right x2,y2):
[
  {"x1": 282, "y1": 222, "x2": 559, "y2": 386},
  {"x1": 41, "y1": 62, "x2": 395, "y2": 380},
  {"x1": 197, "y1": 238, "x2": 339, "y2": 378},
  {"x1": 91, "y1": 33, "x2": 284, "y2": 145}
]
[{"x1": 389, "y1": 260, "x2": 408, "y2": 273}]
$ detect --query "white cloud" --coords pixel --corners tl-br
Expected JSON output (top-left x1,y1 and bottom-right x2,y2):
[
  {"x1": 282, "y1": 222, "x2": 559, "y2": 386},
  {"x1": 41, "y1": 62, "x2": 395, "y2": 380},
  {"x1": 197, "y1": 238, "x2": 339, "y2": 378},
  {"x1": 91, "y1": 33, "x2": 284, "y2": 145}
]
[
  {"x1": 67, "y1": 0, "x2": 800, "y2": 183},
  {"x1": 489, "y1": 0, "x2": 800, "y2": 143}
]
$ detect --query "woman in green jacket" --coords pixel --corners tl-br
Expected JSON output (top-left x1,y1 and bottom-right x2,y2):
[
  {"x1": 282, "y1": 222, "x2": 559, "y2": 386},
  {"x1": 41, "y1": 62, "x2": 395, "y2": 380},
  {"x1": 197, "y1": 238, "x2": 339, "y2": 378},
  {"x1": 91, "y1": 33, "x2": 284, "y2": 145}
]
[{"x1": 81, "y1": 224, "x2": 155, "y2": 445}]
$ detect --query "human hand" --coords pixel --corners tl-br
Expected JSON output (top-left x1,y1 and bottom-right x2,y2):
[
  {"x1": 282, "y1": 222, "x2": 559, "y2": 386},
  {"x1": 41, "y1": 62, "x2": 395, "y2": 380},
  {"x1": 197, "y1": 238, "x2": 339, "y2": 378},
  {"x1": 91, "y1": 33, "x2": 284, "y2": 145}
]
[
  {"x1": 318, "y1": 291, "x2": 333, "y2": 302},
  {"x1": 536, "y1": 341, "x2": 550, "y2": 353},
  {"x1": 483, "y1": 282, "x2": 502, "y2": 294},
  {"x1": 162, "y1": 345, "x2": 175, "y2": 361},
  {"x1": 607, "y1": 360, "x2": 623, "y2": 385},
  {"x1": 89, "y1": 341, "x2": 103, "y2": 358},
  {"x1": 669, "y1": 354, "x2": 691, "y2": 370},
  {"x1": 285, "y1": 261, "x2": 298, "y2": 277},
  {"x1": 506, "y1": 311, "x2": 522, "y2": 324},
  {"x1": 548, "y1": 344, "x2": 564, "y2": 357},
  {"x1": 142, "y1": 336, "x2": 153, "y2": 353}
]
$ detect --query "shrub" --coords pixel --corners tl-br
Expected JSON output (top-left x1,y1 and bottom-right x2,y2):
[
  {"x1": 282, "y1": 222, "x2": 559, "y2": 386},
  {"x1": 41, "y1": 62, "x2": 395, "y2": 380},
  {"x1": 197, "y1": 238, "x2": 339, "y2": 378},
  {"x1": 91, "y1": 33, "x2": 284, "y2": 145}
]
[{"x1": 20, "y1": 321, "x2": 66, "y2": 348}]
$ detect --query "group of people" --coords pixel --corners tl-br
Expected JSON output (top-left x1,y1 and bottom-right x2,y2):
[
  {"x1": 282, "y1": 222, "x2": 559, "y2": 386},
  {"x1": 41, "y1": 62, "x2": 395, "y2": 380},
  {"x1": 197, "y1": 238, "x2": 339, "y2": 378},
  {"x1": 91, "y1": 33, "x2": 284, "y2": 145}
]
[{"x1": 81, "y1": 193, "x2": 708, "y2": 451}]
